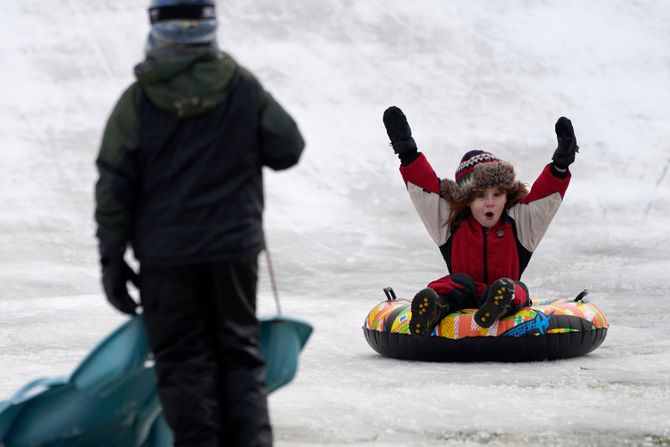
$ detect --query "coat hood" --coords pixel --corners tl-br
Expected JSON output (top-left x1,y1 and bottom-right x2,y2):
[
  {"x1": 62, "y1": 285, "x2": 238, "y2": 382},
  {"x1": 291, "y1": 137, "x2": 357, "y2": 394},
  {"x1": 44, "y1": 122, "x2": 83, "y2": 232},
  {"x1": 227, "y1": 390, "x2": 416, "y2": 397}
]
[{"x1": 134, "y1": 48, "x2": 238, "y2": 118}]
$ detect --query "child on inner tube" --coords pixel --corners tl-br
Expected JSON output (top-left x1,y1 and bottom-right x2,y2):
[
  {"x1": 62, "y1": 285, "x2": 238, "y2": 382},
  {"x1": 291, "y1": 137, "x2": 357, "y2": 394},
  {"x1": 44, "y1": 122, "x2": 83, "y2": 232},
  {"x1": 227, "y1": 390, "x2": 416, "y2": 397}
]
[{"x1": 382, "y1": 106, "x2": 579, "y2": 335}]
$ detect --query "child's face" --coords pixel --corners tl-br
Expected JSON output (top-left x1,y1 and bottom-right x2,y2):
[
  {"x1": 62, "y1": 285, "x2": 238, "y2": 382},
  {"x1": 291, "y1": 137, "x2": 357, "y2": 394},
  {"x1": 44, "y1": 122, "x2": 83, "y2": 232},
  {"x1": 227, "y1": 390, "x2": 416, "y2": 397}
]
[{"x1": 469, "y1": 187, "x2": 507, "y2": 228}]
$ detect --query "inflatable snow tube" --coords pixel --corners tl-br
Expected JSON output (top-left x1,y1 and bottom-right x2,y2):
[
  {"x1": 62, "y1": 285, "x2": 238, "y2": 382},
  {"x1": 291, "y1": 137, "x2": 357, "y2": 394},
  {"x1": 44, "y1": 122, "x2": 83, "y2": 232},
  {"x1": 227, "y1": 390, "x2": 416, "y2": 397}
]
[{"x1": 363, "y1": 295, "x2": 608, "y2": 362}]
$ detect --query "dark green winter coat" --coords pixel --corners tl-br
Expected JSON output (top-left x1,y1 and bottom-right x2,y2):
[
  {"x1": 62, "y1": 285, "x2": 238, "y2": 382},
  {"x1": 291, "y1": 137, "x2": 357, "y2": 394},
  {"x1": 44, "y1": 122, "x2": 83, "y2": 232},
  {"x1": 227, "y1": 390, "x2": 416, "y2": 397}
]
[{"x1": 95, "y1": 49, "x2": 304, "y2": 264}]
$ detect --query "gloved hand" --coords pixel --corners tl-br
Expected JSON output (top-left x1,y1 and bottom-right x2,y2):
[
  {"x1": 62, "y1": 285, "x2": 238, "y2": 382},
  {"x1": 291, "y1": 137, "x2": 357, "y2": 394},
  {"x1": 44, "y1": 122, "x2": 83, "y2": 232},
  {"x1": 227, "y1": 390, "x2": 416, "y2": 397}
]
[
  {"x1": 552, "y1": 117, "x2": 579, "y2": 169},
  {"x1": 99, "y1": 242, "x2": 140, "y2": 315},
  {"x1": 383, "y1": 106, "x2": 417, "y2": 154}
]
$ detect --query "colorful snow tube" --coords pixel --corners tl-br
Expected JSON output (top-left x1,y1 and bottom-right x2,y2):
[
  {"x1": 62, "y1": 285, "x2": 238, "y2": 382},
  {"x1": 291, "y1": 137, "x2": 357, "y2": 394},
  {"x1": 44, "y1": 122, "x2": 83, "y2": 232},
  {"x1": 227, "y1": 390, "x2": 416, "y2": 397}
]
[{"x1": 363, "y1": 293, "x2": 608, "y2": 362}]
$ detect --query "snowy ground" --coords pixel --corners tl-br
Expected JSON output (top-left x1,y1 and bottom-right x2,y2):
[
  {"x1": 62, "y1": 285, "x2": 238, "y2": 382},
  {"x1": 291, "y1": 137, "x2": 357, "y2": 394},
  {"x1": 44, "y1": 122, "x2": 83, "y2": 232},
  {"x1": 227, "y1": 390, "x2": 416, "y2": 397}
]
[{"x1": 2, "y1": 0, "x2": 669, "y2": 445}]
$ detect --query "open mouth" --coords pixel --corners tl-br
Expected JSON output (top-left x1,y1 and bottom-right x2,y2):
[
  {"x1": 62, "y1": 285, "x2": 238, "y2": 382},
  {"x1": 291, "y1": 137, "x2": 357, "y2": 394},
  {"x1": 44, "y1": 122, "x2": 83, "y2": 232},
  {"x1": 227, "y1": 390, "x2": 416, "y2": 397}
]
[{"x1": 485, "y1": 211, "x2": 494, "y2": 218}]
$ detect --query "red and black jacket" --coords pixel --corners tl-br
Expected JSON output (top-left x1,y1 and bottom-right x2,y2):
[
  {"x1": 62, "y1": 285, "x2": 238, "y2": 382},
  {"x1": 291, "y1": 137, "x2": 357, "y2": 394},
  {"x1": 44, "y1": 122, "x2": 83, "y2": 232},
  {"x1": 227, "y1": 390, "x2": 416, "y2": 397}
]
[{"x1": 400, "y1": 154, "x2": 570, "y2": 296}]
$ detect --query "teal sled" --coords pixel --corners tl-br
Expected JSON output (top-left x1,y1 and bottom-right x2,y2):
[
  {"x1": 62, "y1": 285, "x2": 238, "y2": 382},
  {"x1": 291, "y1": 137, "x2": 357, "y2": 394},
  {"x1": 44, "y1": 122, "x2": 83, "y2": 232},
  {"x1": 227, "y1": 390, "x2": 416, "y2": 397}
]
[{"x1": 0, "y1": 315, "x2": 311, "y2": 447}]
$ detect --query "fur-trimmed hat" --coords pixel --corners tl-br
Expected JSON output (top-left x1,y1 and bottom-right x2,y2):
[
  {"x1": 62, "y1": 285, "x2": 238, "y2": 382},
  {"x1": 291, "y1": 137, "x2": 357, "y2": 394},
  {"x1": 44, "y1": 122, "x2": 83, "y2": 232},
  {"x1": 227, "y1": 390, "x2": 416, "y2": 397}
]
[{"x1": 440, "y1": 150, "x2": 516, "y2": 201}]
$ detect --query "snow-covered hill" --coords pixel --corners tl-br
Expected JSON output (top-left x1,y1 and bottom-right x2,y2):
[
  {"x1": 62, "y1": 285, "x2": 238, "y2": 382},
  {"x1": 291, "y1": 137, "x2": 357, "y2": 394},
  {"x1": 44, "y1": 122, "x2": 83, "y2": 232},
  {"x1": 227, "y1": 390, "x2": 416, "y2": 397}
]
[{"x1": 1, "y1": 1, "x2": 669, "y2": 445}]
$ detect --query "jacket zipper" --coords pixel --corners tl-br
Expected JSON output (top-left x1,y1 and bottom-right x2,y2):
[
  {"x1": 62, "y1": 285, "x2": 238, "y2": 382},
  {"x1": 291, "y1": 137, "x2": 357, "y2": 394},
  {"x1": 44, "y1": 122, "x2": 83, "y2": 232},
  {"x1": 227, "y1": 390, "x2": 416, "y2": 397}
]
[{"x1": 482, "y1": 227, "x2": 489, "y2": 284}]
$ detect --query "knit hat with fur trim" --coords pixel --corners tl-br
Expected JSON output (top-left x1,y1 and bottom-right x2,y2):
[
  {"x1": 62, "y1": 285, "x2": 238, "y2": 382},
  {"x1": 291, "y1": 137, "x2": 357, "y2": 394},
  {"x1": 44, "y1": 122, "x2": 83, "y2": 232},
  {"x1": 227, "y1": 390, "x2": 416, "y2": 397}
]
[{"x1": 440, "y1": 150, "x2": 516, "y2": 201}]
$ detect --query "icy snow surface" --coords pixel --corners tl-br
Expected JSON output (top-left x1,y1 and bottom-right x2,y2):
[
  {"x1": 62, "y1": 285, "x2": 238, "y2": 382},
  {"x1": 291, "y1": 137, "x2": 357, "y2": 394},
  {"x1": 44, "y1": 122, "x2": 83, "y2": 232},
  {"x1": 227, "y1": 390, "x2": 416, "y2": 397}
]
[{"x1": 1, "y1": 0, "x2": 669, "y2": 445}]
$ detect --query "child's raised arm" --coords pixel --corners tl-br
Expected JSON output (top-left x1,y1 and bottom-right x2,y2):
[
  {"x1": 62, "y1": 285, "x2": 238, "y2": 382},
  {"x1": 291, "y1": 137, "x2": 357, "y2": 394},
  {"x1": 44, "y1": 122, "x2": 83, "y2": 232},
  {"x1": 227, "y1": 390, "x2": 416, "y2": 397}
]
[
  {"x1": 383, "y1": 106, "x2": 452, "y2": 246},
  {"x1": 508, "y1": 117, "x2": 578, "y2": 252}
]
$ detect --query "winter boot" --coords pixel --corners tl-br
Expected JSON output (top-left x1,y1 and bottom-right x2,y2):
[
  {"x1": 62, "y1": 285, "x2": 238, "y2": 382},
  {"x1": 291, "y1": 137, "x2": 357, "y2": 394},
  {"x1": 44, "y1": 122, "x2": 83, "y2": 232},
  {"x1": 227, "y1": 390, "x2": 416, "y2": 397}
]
[
  {"x1": 474, "y1": 278, "x2": 515, "y2": 328},
  {"x1": 410, "y1": 288, "x2": 450, "y2": 337}
]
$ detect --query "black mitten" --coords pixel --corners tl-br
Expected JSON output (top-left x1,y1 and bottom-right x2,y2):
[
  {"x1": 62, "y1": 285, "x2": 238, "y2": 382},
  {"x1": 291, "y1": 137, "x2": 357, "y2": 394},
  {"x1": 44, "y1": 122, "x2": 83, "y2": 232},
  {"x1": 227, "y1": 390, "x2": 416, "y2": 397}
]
[
  {"x1": 99, "y1": 241, "x2": 140, "y2": 315},
  {"x1": 383, "y1": 106, "x2": 417, "y2": 155},
  {"x1": 552, "y1": 117, "x2": 579, "y2": 170}
]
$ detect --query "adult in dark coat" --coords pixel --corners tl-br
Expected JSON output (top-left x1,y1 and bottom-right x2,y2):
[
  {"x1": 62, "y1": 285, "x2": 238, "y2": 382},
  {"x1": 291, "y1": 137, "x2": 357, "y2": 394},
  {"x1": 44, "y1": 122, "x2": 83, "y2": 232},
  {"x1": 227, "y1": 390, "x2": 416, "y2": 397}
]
[{"x1": 94, "y1": 1, "x2": 304, "y2": 445}]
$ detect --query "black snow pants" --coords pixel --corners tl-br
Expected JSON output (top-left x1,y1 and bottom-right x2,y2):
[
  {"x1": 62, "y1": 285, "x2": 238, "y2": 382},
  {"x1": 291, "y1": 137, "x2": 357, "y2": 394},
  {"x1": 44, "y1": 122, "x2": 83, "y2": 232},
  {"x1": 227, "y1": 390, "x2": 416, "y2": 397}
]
[{"x1": 140, "y1": 258, "x2": 272, "y2": 447}]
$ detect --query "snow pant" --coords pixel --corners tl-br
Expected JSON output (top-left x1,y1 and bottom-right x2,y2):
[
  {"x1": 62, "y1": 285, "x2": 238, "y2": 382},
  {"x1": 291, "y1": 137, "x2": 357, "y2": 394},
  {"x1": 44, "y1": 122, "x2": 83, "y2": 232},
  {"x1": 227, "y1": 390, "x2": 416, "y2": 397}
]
[
  {"x1": 427, "y1": 274, "x2": 530, "y2": 310},
  {"x1": 140, "y1": 258, "x2": 272, "y2": 447}
]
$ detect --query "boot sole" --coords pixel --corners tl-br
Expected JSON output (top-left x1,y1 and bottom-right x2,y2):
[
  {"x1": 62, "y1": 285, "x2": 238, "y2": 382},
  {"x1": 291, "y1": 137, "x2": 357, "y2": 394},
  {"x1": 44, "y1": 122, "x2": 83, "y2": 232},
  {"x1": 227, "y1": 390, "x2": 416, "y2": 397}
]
[
  {"x1": 410, "y1": 292, "x2": 447, "y2": 337},
  {"x1": 474, "y1": 279, "x2": 515, "y2": 328}
]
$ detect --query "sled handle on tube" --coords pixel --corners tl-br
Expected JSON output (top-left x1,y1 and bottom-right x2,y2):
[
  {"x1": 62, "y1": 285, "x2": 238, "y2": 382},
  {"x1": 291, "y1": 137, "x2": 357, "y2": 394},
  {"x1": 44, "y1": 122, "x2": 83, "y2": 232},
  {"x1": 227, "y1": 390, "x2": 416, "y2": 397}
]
[
  {"x1": 383, "y1": 287, "x2": 397, "y2": 301},
  {"x1": 574, "y1": 289, "x2": 589, "y2": 302}
]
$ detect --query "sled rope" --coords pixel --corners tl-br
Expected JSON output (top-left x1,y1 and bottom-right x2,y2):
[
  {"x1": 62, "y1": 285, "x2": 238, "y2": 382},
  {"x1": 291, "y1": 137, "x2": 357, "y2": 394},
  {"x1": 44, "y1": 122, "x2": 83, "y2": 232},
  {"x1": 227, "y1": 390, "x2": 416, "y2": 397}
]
[{"x1": 265, "y1": 247, "x2": 282, "y2": 316}]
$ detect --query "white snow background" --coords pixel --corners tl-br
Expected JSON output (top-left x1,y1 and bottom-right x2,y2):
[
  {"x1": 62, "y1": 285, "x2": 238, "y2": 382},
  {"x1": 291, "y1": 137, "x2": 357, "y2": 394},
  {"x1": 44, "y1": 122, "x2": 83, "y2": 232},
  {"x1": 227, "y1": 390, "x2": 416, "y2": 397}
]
[{"x1": 1, "y1": 0, "x2": 669, "y2": 445}]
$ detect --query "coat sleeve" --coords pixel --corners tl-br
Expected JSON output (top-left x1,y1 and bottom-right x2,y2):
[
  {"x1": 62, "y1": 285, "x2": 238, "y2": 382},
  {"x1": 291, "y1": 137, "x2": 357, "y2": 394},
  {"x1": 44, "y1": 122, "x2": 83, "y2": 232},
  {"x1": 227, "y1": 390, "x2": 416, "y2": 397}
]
[
  {"x1": 507, "y1": 163, "x2": 571, "y2": 252},
  {"x1": 94, "y1": 84, "x2": 141, "y2": 250},
  {"x1": 399, "y1": 153, "x2": 452, "y2": 246},
  {"x1": 258, "y1": 90, "x2": 305, "y2": 170}
]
